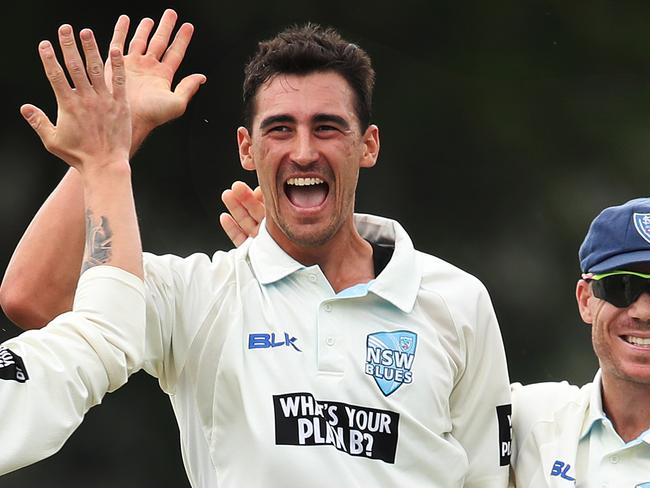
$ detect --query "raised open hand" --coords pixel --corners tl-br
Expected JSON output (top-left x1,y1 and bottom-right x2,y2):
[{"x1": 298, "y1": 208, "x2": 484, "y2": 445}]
[
  {"x1": 105, "y1": 9, "x2": 206, "y2": 150},
  {"x1": 20, "y1": 25, "x2": 131, "y2": 172}
]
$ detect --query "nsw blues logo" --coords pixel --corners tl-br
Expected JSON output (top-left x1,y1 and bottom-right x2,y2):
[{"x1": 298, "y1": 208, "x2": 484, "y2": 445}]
[
  {"x1": 365, "y1": 330, "x2": 417, "y2": 396},
  {"x1": 634, "y1": 213, "x2": 650, "y2": 244}
]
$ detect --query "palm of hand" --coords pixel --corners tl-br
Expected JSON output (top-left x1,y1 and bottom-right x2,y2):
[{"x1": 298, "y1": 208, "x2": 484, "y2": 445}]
[{"x1": 105, "y1": 53, "x2": 186, "y2": 132}]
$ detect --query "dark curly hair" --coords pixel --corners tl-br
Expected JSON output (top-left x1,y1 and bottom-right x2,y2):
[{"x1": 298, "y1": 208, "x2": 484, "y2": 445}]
[{"x1": 242, "y1": 23, "x2": 375, "y2": 131}]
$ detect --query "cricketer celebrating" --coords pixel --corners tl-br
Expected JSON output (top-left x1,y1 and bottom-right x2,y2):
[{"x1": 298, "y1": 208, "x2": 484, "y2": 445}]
[{"x1": 1, "y1": 11, "x2": 511, "y2": 486}]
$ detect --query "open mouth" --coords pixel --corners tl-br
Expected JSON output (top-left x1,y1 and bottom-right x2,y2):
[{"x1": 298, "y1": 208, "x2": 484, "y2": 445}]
[
  {"x1": 623, "y1": 335, "x2": 650, "y2": 348},
  {"x1": 285, "y1": 177, "x2": 329, "y2": 208}
]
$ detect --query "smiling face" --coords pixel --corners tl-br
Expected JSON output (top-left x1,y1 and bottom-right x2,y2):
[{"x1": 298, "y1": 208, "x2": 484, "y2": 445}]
[
  {"x1": 577, "y1": 271, "x2": 650, "y2": 385},
  {"x1": 237, "y1": 71, "x2": 379, "y2": 252}
]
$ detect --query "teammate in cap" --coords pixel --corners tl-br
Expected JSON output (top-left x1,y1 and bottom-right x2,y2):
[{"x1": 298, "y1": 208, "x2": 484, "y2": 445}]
[
  {"x1": 1, "y1": 23, "x2": 146, "y2": 475},
  {"x1": 2, "y1": 13, "x2": 511, "y2": 486},
  {"x1": 510, "y1": 198, "x2": 650, "y2": 487}
]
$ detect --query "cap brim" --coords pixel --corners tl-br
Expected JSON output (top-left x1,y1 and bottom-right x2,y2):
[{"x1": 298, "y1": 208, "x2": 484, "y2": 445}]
[{"x1": 587, "y1": 250, "x2": 650, "y2": 273}]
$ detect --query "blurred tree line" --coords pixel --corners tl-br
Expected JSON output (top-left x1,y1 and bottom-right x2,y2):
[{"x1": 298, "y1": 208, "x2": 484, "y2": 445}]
[{"x1": 1, "y1": 0, "x2": 648, "y2": 486}]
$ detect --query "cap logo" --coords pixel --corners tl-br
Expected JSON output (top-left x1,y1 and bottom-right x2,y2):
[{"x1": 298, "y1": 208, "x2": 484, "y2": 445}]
[{"x1": 633, "y1": 213, "x2": 650, "y2": 245}]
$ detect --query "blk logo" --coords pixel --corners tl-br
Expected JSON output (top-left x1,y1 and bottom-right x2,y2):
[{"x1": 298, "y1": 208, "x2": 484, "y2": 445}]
[
  {"x1": 550, "y1": 460, "x2": 575, "y2": 481},
  {"x1": 248, "y1": 332, "x2": 302, "y2": 352}
]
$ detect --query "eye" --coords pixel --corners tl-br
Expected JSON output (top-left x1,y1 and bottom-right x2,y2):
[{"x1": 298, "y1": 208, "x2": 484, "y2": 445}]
[
  {"x1": 269, "y1": 125, "x2": 290, "y2": 133},
  {"x1": 315, "y1": 125, "x2": 342, "y2": 137}
]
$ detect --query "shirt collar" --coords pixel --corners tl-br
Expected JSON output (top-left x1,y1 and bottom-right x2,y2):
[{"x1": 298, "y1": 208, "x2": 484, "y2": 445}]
[
  {"x1": 580, "y1": 369, "x2": 650, "y2": 446},
  {"x1": 580, "y1": 369, "x2": 605, "y2": 439},
  {"x1": 247, "y1": 213, "x2": 421, "y2": 313}
]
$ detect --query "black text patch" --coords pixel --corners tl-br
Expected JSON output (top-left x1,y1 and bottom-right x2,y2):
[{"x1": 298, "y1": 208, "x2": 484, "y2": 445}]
[
  {"x1": 496, "y1": 404, "x2": 512, "y2": 466},
  {"x1": 274, "y1": 392, "x2": 399, "y2": 463},
  {"x1": 0, "y1": 346, "x2": 29, "y2": 383}
]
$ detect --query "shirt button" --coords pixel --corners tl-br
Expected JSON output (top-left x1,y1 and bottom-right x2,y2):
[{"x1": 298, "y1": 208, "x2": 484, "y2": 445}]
[
  {"x1": 610, "y1": 455, "x2": 619, "y2": 464},
  {"x1": 308, "y1": 274, "x2": 317, "y2": 282},
  {"x1": 324, "y1": 304, "x2": 332, "y2": 312},
  {"x1": 326, "y1": 337, "x2": 335, "y2": 346}
]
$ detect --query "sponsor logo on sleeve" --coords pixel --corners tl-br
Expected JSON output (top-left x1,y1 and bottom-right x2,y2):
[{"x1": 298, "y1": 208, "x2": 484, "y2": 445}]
[
  {"x1": 273, "y1": 392, "x2": 400, "y2": 463},
  {"x1": 0, "y1": 346, "x2": 29, "y2": 383},
  {"x1": 550, "y1": 460, "x2": 575, "y2": 481},
  {"x1": 496, "y1": 404, "x2": 512, "y2": 466},
  {"x1": 365, "y1": 330, "x2": 417, "y2": 396},
  {"x1": 634, "y1": 213, "x2": 650, "y2": 244}
]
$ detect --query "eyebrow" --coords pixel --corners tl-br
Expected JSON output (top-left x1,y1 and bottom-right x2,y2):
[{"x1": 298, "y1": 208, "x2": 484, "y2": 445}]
[
  {"x1": 259, "y1": 114, "x2": 296, "y2": 130},
  {"x1": 313, "y1": 113, "x2": 351, "y2": 130},
  {"x1": 258, "y1": 113, "x2": 352, "y2": 131}
]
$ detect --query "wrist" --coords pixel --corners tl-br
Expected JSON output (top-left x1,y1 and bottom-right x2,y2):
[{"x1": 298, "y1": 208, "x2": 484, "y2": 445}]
[
  {"x1": 78, "y1": 157, "x2": 132, "y2": 182},
  {"x1": 131, "y1": 117, "x2": 155, "y2": 156}
]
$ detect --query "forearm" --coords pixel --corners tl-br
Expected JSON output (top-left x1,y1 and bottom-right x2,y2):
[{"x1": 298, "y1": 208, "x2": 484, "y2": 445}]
[
  {"x1": 81, "y1": 160, "x2": 142, "y2": 280},
  {"x1": 0, "y1": 168, "x2": 85, "y2": 329}
]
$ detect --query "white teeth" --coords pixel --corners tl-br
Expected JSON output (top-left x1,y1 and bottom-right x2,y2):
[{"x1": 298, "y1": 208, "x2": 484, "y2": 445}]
[
  {"x1": 624, "y1": 336, "x2": 650, "y2": 346},
  {"x1": 287, "y1": 177, "x2": 324, "y2": 186}
]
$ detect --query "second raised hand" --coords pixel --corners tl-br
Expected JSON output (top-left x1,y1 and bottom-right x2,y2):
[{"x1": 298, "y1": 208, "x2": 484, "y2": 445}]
[{"x1": 105, "y1": 9, "x2": 207, "y2": 153}]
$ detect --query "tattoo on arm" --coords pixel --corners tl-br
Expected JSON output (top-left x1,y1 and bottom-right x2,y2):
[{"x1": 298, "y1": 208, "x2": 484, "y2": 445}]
[{"x1": 81, "y1": 209, "x2": 113, "y2": 273}]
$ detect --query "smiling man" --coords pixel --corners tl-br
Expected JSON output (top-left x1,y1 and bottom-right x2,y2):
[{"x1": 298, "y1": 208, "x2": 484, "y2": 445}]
[
  {"x1": 511, "y1": 198, "x2": 650, "y2": 487},
  {"x1": 2, "y1": 20, "x2": 511, "y2": 487}
]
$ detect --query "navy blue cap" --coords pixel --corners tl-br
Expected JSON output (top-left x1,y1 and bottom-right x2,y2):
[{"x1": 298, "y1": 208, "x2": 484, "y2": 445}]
[{"x1": 579, "y1": 198, "x2": 650, "y2": 273}]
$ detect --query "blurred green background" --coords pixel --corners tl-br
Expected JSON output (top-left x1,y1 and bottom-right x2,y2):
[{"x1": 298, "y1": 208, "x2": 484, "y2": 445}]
[{"x1": 2, "y1": 0, "x2": 648, "y2": 485}]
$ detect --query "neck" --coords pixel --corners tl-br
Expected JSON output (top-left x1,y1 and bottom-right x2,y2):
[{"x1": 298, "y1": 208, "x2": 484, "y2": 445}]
[
  {"x1": 601, "y1": 371, "x2": 650, "y2": 442},
  {"x1": 269, "y1": 216, "x2": 375, "y2": 293}
]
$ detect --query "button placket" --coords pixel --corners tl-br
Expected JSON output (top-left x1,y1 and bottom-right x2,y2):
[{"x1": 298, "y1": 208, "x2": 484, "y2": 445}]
[{"x1": 317, "y1": 300, "x2": 344, "y2": 374}]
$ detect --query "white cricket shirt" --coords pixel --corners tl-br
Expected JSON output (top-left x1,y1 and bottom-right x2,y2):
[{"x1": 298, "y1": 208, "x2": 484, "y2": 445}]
[
  {"x1": 0, "y1": 266, "x2": 145, "y2": 475},
  {"x1": 511, "y1": 371, "x2": 650, "y2": 488},
  {"x1": 142, "y1": 213, "x2": 511, "y2": 487}
]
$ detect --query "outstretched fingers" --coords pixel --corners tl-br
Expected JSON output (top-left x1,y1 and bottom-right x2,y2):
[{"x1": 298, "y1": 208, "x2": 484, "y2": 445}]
[
  {"x1": 161, "y1": 22, "x2": 194, "y2": 73},
  {"x1": 146, "y1": 9, "x2": 178, "y2": 59},
  {"x1": 58, "y1": 24, "x2": 90, "y2": 92},
  {"x1": 109, "y1": 48, "x2": 127, "y2": 100},
  {"x1": 38, "y1": 40, "x2": 71, "y2": 102},
  {"x1": 128, "y1": 17, "x2": 155, "y2": 55},
  {"x1": 79, "y1": 29, "x2": 107, "y2": 93},
  {"x1": 109, "y1": 15, "x2": 130, "y2": 54}
]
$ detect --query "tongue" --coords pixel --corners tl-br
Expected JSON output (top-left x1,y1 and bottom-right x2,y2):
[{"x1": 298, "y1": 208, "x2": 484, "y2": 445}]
[{"x1": 286, "y1": 184, "x2": 328, "y2": 208}]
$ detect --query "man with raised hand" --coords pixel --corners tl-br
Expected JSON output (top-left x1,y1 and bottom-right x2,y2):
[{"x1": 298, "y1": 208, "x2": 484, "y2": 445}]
[
  {"x1": 2, "y1": 20, "x2": 511, "y2": 487},
  {"x1": 1, "y1": 25, "x2": 142, "y2": 474}
]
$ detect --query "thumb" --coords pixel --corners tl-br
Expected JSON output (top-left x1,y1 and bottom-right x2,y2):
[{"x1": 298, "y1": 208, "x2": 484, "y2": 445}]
[
  {"x1": 20, "y1": 104, "x2": 55, "y2": 145},
  {"x1": 174, "y1": 73, "x2": 207, "y2": 104}
]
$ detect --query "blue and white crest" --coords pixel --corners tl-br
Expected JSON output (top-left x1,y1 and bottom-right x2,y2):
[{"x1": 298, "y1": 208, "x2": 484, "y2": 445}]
[
  {"x1": 635, "y1": 483, "x2": 650, "y2": 488},
  {"x1": 634, "y1": 213, "x2": 650, "y2": 245},
  {"x1": 365, "y1": 330, "x2": 417, "y2": 396}
]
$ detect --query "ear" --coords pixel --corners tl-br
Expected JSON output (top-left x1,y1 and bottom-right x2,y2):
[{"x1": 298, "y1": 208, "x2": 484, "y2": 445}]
[
  {"x1": 237, "y1": 127, "x2": 255, "y2": 171},
  {"x1": 576, "y1": 279, "x2": 595, "y2": 325},
  {"x1": 359, "y1": 124, "x2": 380, "y2": 168}
]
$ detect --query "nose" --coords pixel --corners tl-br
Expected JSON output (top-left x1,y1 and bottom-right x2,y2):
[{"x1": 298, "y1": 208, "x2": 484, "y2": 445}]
[
  {"x1": 628, "y1": 292, "x2": 650, "y2": 323},
  {"x1": 290, "y1": 129, "x2": 318, "y2": 166}
]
